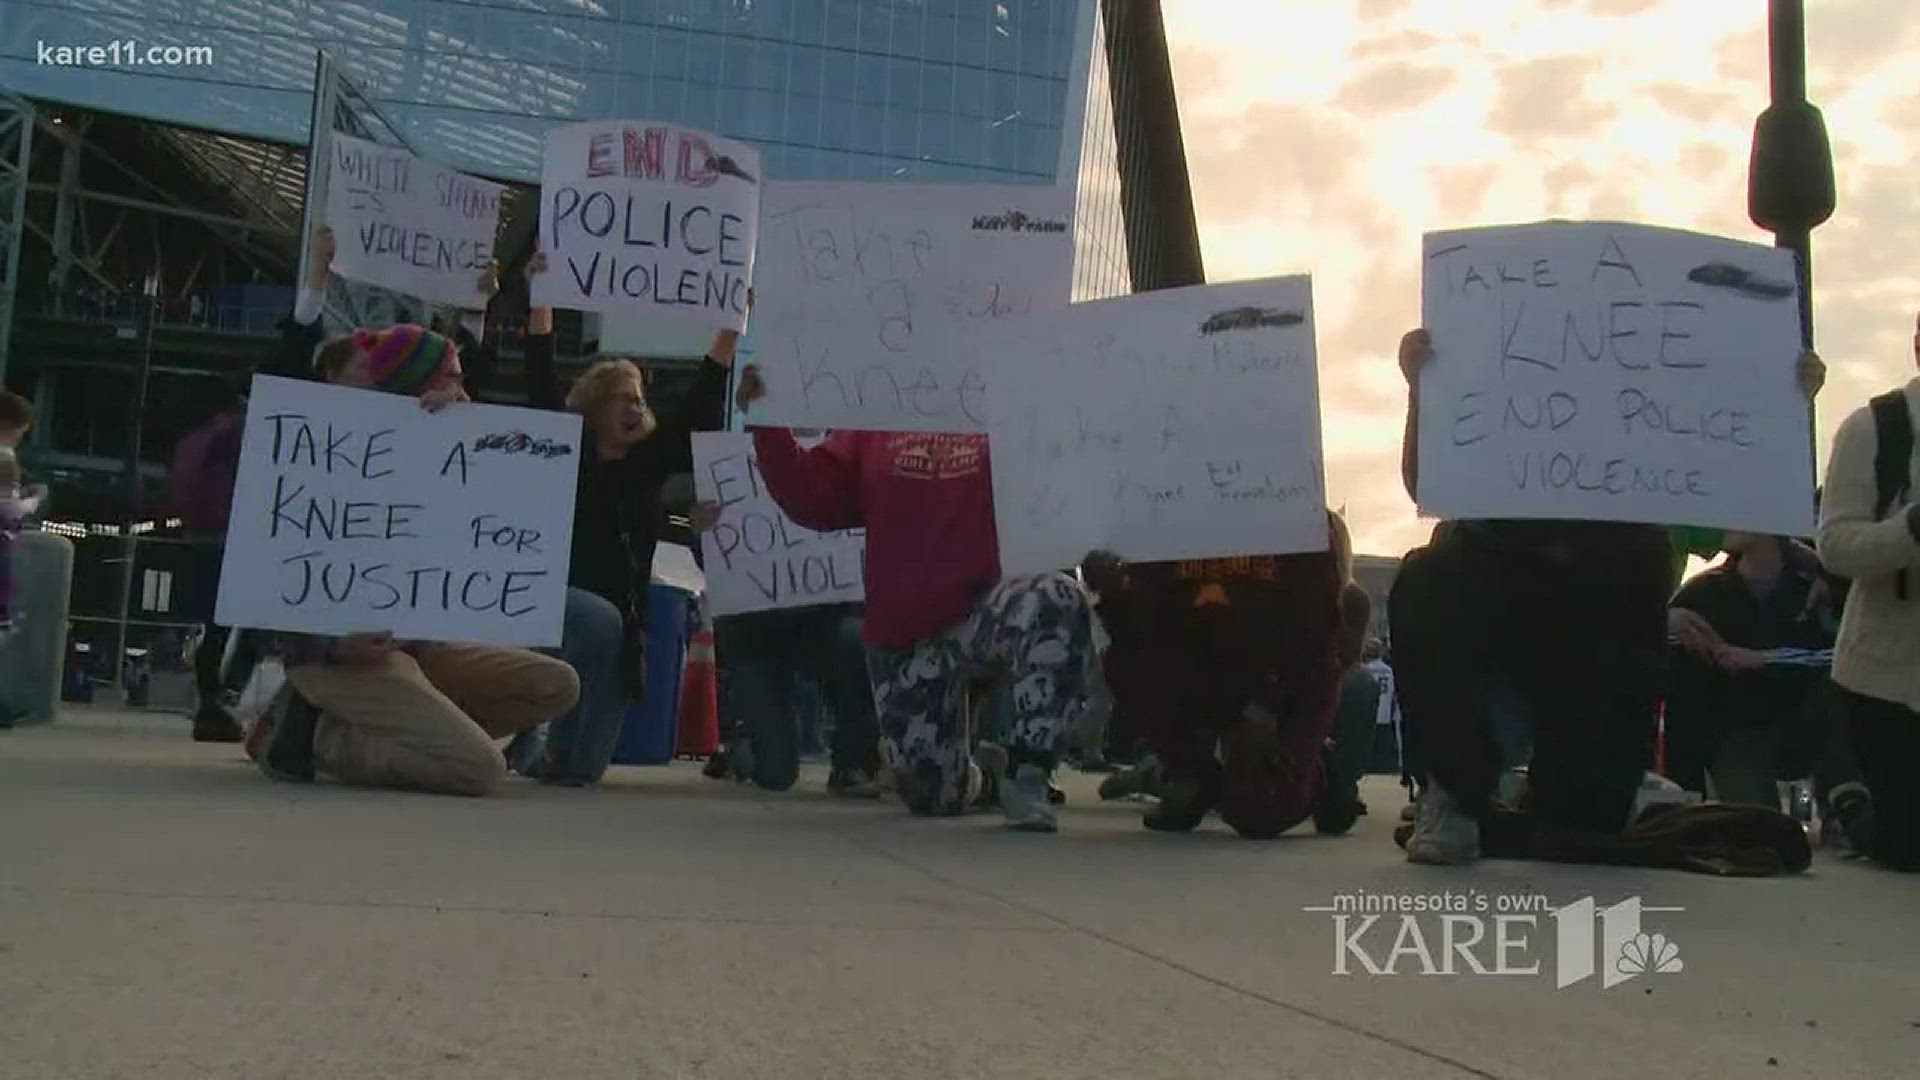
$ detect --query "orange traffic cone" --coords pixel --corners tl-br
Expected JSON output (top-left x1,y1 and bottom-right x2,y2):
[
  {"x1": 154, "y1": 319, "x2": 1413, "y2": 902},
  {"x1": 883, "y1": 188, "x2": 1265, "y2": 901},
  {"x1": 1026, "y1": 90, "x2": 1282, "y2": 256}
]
[{"x1": 676, "y1": 626, "x2": 719, "y2": 759}]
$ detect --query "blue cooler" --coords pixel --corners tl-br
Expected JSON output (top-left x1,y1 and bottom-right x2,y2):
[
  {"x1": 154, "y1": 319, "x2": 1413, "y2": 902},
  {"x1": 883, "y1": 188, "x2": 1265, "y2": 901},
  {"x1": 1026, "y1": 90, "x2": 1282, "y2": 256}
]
[{"x1": 610, "y1": 582, "x2": 694, "y2": 766}]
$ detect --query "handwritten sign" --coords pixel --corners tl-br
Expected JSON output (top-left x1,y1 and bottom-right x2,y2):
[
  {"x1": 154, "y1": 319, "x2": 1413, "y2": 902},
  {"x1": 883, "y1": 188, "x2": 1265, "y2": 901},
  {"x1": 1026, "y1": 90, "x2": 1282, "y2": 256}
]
[
  {"x1": 322, "y1": 132, "x2": 504, "y2": 309},
  {"x1": 691, "y1": 432, "x2": 866, "y2": 617},
  {"x1": 534, "y1": 119, "x2": 760, "y2": 333},
  {"x1": 748, "y1": 181, "x2": 1074, "y2": 433},
  {"x1": 215, "y1": 376, "x2": 583, "y2": 647},
  {"x1": 984, "y1": 277, "x2": 1329, "y2": 577},
  {"x1": 1418, "y1": 221, "x2": 1815, "y2": 535}
]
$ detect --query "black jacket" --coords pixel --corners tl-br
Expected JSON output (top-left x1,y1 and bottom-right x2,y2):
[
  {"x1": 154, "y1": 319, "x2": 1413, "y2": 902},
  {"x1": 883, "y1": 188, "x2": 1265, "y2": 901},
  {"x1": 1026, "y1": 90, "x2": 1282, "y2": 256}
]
[
  {"x1": 520, "y1": 334, "x2": 729, "y2": 628},
  {"x1": 1667, "y1": 558, "x2": 1837, "y2": 751}
]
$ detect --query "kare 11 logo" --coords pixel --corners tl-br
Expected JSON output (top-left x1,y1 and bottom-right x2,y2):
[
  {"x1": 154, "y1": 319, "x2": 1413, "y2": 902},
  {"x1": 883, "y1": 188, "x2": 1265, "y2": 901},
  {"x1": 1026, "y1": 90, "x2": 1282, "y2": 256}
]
[
  {"x1": 971, "y1": 209, "x2": 1069, "y2": 235},
  {"x1": 1306, "y1": 891, "x2": 1685, "y2": 989}
]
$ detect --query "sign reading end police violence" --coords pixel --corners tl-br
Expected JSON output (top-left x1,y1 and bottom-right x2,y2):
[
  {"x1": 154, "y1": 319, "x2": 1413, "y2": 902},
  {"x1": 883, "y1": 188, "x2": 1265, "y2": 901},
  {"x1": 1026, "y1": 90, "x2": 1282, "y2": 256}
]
[
  {"x1": 535, "y1": 120, "x2": 760, "y2": 333},
  {"x1": 1417, "y1": 220, "x2": 1816, "y2": 536},
  {"x1": 692, "y1": 433, "x2": 865, "y2": 617},
  {"x1": 323, "y1": 132, "x2": 505, "y2": 309},
  {"x1": 214, "y1": 377, "x2": 582, "y2": 648}
]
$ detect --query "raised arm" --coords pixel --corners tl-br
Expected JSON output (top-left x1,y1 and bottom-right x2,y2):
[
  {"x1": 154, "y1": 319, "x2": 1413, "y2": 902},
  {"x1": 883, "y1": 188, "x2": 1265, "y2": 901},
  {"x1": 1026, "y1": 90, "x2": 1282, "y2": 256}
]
[
  {"x1": 264, "y1": 226, "x2": 333, "y2": 381},
  {"x1": 1398, "y1": 329, "x2": 1429, "y2": 503},
  {"x1": 750, "y1": 427, "x2": 864, "y2": 533}
]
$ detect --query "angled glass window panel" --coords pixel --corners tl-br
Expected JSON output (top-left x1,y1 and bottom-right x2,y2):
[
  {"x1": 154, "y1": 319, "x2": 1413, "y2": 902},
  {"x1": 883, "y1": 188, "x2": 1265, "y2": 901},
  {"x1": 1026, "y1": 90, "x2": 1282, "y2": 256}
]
[
  {"x1": 614, "y1": 72, "x2": 656, "y2": 118},
  {"x1": 884, "y1": 57, "x2": 920, "y2": 110},
  {"x1": 737, "y1": 87, "x2": 782, "y2": 142},
  {"x1": 916, "y1": 111, "x2": 954, "y2": 161},
  {"x1": 891, "y1": 2, "x2": 927, "y2": 57},
  {"x1": 650, "y1": 27, "x2": 691, "y2": 80},
  {"x1": 952, "y1": 64, "x2": 986, "y2": 118},
  {"x1": 883, "y1": 108, "x2": 920, "y2": 162},
  {"x1": 988, "y1": 119, "x2": 1019, "y2": 172},
  {"x1": 787, "y1": 44, "x2": 825, "y2": 97},
  {"x1": 919, "y1": 64, "x2": 955, "y2": 114},
  {"x1": 823, "y1": 0, "x2": 859, "y2": 45},
  {"x1": 856, "y1": 1, "x2": 893, "y2": 53},
  {"x1": 820, "y1": 47, "x2": 857, "y2": 98},
  {"x1": 817, "y1": 94, "x2": 853, "y2": 150},
  {"x1": 953, "y1": 14, "x2": 988, "y2": 66},
  {"x1": 681, "y1": 83, "x2": 721, "y2": 130},
  {"x1": 852, "y1": 52, "x2": 886, "y2": 104},
  {"x1": 720, "y1": 38, "x2": 753, "y2": 85},
  {"x1": 918, "y1": 6, "x2": 957, "y2": 63},
  {"x1": 687, "y1": 35, "x2": 723, "y2": 80},
  {"x1": 750, "y1": 38, "x2": 788, "y2": 92},
  {"x1": 651, "y1": 75, "x2": 689, "y2": 118},
  {"x1": 782, "y1": 90, "x2": 822, "y2": 145},
  {"x1": 785, "y1": 0, "x2": 827, "y2": 45},
  {"x1": 1017, "y1": 121, "x2": 1056, "y2": 178},
  {"x1": 851, "y1": 102, "x2": 886, "y2": 155}
]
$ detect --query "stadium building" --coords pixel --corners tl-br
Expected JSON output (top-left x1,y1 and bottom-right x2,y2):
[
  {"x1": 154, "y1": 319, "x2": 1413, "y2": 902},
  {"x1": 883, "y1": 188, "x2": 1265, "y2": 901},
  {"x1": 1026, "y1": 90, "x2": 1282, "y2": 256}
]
[{"x1": 0, "y1": 0, "x2": 1203, "y2": 688}]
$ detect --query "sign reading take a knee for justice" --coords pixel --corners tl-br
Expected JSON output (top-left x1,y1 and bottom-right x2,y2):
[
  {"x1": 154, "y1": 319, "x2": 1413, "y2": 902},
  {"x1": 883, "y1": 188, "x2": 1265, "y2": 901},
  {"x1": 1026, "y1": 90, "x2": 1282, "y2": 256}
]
[
  {"x1": 533, "y1": 119, "x2": 760, "y2": 334},
  {"x1": 215, "y1": 376, "x2": 582, "y2": 647},
  {"x1": 691, "y1": 432, "x2": 866, "y2": 617},
  {"x1": 1417, "y1": 220, "x2": 1816, "y2": 535}
]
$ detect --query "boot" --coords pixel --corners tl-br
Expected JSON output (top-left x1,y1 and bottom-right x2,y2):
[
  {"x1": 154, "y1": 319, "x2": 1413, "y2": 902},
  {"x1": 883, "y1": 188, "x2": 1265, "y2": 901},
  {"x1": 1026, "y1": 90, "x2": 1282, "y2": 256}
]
[{"x1": 190, "y1": 694, "x2": 246, "y2": 744}]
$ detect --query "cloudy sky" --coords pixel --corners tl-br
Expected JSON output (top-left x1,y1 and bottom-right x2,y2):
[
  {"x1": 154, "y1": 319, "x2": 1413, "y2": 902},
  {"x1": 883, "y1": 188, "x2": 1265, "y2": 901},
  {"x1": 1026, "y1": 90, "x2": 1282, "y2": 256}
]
[{"x1": 1160, "y1": 0, "x2": 1918, "y2": 557}]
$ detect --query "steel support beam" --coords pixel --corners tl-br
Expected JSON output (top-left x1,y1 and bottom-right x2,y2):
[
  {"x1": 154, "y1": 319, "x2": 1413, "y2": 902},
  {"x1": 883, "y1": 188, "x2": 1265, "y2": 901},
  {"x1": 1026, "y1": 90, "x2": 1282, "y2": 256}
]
[
  {"x1": 1098, "y1": 0, "x2": 1206, "y2": 292},
  {"x1": 47, "y1": 115, "x2": 88, "y2": 291},
  {"x1": 0, "y1": 94, "x2": 33, "y2": 383}
]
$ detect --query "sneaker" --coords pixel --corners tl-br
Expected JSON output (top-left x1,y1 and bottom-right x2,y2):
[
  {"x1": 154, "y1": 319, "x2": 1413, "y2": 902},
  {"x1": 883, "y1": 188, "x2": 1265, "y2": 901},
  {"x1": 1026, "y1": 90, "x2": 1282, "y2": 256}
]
[
  {"x1": 191, "y1": 698, "x2": 246, "y2": 744},
  {"x1": 1001, "y1": 764, "x2": 1059, "y2": 833},
  {"x1": 828, "y1": 768, "x2": 883, "y2": 799},
  {"x1": 1143, "y1": 778, "x2": 1214, "y2": 832},
  {"x1": 256, "y1": 685, "x2": 320, "y2": 784},
  {"x1": 1829, "y1": 784, "x2": 1875, "y2": 857},
  {"x1": 1405, "y1": 786, "x2": 1480, "y2": 865}
]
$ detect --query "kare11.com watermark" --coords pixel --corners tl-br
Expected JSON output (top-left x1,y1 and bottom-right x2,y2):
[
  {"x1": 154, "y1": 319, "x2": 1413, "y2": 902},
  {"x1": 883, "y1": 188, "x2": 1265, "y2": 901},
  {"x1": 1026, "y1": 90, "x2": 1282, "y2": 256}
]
[
  {"x1": 1305, "y1": 890, "x2": 1685, "y2": 989},
  {"x1": 37, "y1": 40, "x2": 214, "y2": 68}
]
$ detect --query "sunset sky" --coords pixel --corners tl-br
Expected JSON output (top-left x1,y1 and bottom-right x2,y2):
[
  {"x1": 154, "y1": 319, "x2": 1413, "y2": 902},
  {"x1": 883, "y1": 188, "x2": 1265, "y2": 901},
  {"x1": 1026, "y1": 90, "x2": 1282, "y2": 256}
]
[{"x1": 1160, "y1": 0, "x2": 1918, "y2": 556}]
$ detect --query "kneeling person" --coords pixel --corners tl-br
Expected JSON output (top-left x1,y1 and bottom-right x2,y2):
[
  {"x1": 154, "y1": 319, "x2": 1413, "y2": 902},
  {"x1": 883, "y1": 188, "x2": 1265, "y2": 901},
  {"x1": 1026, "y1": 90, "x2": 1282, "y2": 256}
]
[{"x1": 255, "y1": 323, "x2": 580, "y2": 796}]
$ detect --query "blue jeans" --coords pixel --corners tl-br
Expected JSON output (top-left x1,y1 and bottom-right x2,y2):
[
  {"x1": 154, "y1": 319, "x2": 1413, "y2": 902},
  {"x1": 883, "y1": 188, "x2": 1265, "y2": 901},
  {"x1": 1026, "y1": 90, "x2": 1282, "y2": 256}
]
[
  {"x1": 509, "y1": 588, "x2": 628, "y2": 784},
  {"x1": 716, "y1": 604, "x2": 878, "y2": 791}
]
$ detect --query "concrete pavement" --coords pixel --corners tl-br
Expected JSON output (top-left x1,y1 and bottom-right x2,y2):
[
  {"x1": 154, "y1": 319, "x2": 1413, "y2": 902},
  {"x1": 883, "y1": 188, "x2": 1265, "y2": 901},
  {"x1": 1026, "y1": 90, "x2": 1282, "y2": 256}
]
[{"x1": 2, "y1": 709, "x2": 1916, "y2": 1080}]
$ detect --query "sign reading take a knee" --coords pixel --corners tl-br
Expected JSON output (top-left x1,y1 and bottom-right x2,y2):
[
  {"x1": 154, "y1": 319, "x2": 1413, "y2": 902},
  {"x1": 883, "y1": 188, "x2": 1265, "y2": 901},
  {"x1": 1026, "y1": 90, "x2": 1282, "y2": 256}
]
[
  {"x1": 215, "y1": 376, "x2": 582, "y2": 647},
  {"x1": 1417, "y1": 220, "x2": 1816, "y2": 535},
  {"x1": 691, "y1": 432, "x2": 865, "y2": 617}
]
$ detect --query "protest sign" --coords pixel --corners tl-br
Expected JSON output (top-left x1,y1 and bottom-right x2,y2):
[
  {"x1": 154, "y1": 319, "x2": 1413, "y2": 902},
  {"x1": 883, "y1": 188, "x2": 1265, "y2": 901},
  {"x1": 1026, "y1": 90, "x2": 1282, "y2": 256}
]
[
  {"x1": 534, "y1": 120, "x2": 760, "y2": 333},
  {"x1": 691, "y1": 432, "x2": 866, "y2": 617},
  {"x1": 215, "y1": 376, "x2": 582, "y2": 647},
  {"x1": 322, "y1": 132, "x2": 504, "y2": 309},
  {"x1": 1417, "y1": 221, "x2": 1815, "y2": 535},
  {"x1": 748, "y1": 181, "x2": 1074, "y2": 433},
  {"x1": 984, "y1": 277, "x2": 1328, "y2": 577}
]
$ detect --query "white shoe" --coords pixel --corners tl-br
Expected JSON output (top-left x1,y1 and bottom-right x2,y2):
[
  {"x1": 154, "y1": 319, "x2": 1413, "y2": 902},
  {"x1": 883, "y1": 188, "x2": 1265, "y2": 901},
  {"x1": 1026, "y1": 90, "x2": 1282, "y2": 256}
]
[
  {"x1": 1406, "y1": 786, "x2": 1480, "y2": 865},
  {"x1": 1001, "y1": 764, "x2": 1059, "y2": 833}
]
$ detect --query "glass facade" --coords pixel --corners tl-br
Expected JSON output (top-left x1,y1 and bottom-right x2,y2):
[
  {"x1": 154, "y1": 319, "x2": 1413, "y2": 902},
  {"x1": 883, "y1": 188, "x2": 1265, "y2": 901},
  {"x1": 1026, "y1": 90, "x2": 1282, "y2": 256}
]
[
  {"x1": 1069, "y1": 0, "x2": 1129, "y2": 300},
  {"x1": 1, "y1": 1, "x2": 1091, "y2": 186}
]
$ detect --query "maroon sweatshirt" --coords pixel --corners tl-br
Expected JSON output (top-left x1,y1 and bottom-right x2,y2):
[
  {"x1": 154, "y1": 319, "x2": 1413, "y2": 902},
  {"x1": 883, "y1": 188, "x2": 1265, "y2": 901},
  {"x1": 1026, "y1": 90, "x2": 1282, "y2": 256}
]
[{"x1": 750, "y1": 429, "x2": 1000, "y2": 647}]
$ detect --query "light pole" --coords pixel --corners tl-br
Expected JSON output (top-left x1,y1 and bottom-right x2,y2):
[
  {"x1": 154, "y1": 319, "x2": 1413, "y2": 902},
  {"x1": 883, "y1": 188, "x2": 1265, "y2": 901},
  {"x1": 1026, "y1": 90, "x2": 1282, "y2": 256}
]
[
  {"x1": 111, "y1": 270, "x2": 159, "y2": 697},
  {"x1": 1746, "y1": 0, "x2": 1835, "y2": 353}
]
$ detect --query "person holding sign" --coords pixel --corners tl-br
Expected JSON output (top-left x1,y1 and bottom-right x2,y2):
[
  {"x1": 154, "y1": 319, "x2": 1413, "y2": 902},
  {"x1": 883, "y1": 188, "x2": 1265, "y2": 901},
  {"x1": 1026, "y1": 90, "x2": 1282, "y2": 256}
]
[
  {"x1": 498, "y1": 253, "x2": 737, "y2": 785},
  {"x1": 251, "y1": 322, "x2": 581, "y2": 796},
  {"x1": 1391, "y1": 327, "x2": 1824, "y2": 865},
  {"x1": 1817, "y1": 319, "x2": 1920, "y2": 871},
  {"x1": 1085, "y1": 514, "x2": 1355, "y2": 840},
  {"x1": 735, "y1": 366, "x2": 1097, "y2": 833}
]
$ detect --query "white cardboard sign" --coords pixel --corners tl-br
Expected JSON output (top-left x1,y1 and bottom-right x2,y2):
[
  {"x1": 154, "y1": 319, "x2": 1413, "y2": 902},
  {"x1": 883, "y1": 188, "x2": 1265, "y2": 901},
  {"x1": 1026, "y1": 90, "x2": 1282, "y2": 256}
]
[
  {"x1": 534, "y1": 119, "x2": 760, "y2": 333},
  {"x1": 747, "y1": 181, "x2": 1075, "y2": 433},
  {"x1": 691, "y1": 432, "x2": 866, "y2": 617},
  {"x1": 216, "y1": 376, "x2": 583, "y2": 647},
  {"x1": 1418, "y1": 220, "x2": 1815, "y2": 534},
  {"x1": 985, "y1": 276, "x2": 1329, "y2": 577},
  {"x1": 323, "y1": 132, "x2": 504, "y2": 309}
]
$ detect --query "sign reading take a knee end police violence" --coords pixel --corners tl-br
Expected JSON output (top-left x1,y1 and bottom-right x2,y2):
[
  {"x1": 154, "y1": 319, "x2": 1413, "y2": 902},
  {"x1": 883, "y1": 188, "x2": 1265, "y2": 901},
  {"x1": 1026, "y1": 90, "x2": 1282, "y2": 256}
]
[
  {"x1": 1416, "y1": 220, "x2": 1816, "y2": 537},
  {"x1": 534, "y1": 119, "x2": 760, "y2": 334},
  {"x1": 214, "y1": 377, "x2": 582, "y2": 648}
]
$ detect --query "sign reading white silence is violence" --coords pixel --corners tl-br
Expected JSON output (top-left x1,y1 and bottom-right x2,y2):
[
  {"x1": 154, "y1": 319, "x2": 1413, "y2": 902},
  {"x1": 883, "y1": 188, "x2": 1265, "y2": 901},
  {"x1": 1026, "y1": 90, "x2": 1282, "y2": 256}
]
[
  {"x1": 534, "y1": 119, "x2": 760, "y2": 334},
  {"x1": 215, "y1": 377, "x2": 582, "y2": 648},
  {"x1": 323, "y1": 132, "x2": 504, "y2": 309},
  {"x1": 1416, "y1": 220, "x2": 1815, "y2": 536}
]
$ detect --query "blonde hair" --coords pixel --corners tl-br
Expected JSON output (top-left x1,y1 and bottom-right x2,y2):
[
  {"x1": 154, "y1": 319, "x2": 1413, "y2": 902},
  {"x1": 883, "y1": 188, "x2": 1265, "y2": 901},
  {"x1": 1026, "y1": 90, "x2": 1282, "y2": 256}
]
[
  {"x1": 1328, "y1": 509, "x2": 1355, "y2": 586},
  {"x1": 566, "y1": 358, "x2": 656, "y2": 437}
]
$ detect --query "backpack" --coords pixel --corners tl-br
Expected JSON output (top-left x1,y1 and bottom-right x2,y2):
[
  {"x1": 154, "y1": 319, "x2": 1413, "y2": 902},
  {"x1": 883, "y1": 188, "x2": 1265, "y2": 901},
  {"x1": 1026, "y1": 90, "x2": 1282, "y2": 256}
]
[{"x1": 1869, "y1": 390, "x2": 1913, "y2": 600}]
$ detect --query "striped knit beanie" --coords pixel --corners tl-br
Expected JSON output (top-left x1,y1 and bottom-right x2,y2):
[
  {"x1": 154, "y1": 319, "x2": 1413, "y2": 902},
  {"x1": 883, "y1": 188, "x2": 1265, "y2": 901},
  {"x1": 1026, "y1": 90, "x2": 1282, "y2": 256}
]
[{"x1": 354, "y1": 323, "x2": 459, "y2": 395}]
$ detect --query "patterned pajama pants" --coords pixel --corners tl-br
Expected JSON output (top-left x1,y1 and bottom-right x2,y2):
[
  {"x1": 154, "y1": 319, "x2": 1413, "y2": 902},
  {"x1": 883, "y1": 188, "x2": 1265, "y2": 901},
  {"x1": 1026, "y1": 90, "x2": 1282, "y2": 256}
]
[{"x1": 865, "y1": 573, "x2": 1095, "y2": 816}]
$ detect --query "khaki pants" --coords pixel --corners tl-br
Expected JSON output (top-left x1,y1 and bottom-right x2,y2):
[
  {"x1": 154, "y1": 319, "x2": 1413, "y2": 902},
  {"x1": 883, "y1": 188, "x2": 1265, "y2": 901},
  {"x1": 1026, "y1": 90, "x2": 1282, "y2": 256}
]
[{"x1": 288, "y1": 644, "x2": 580, "y2": 797}]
